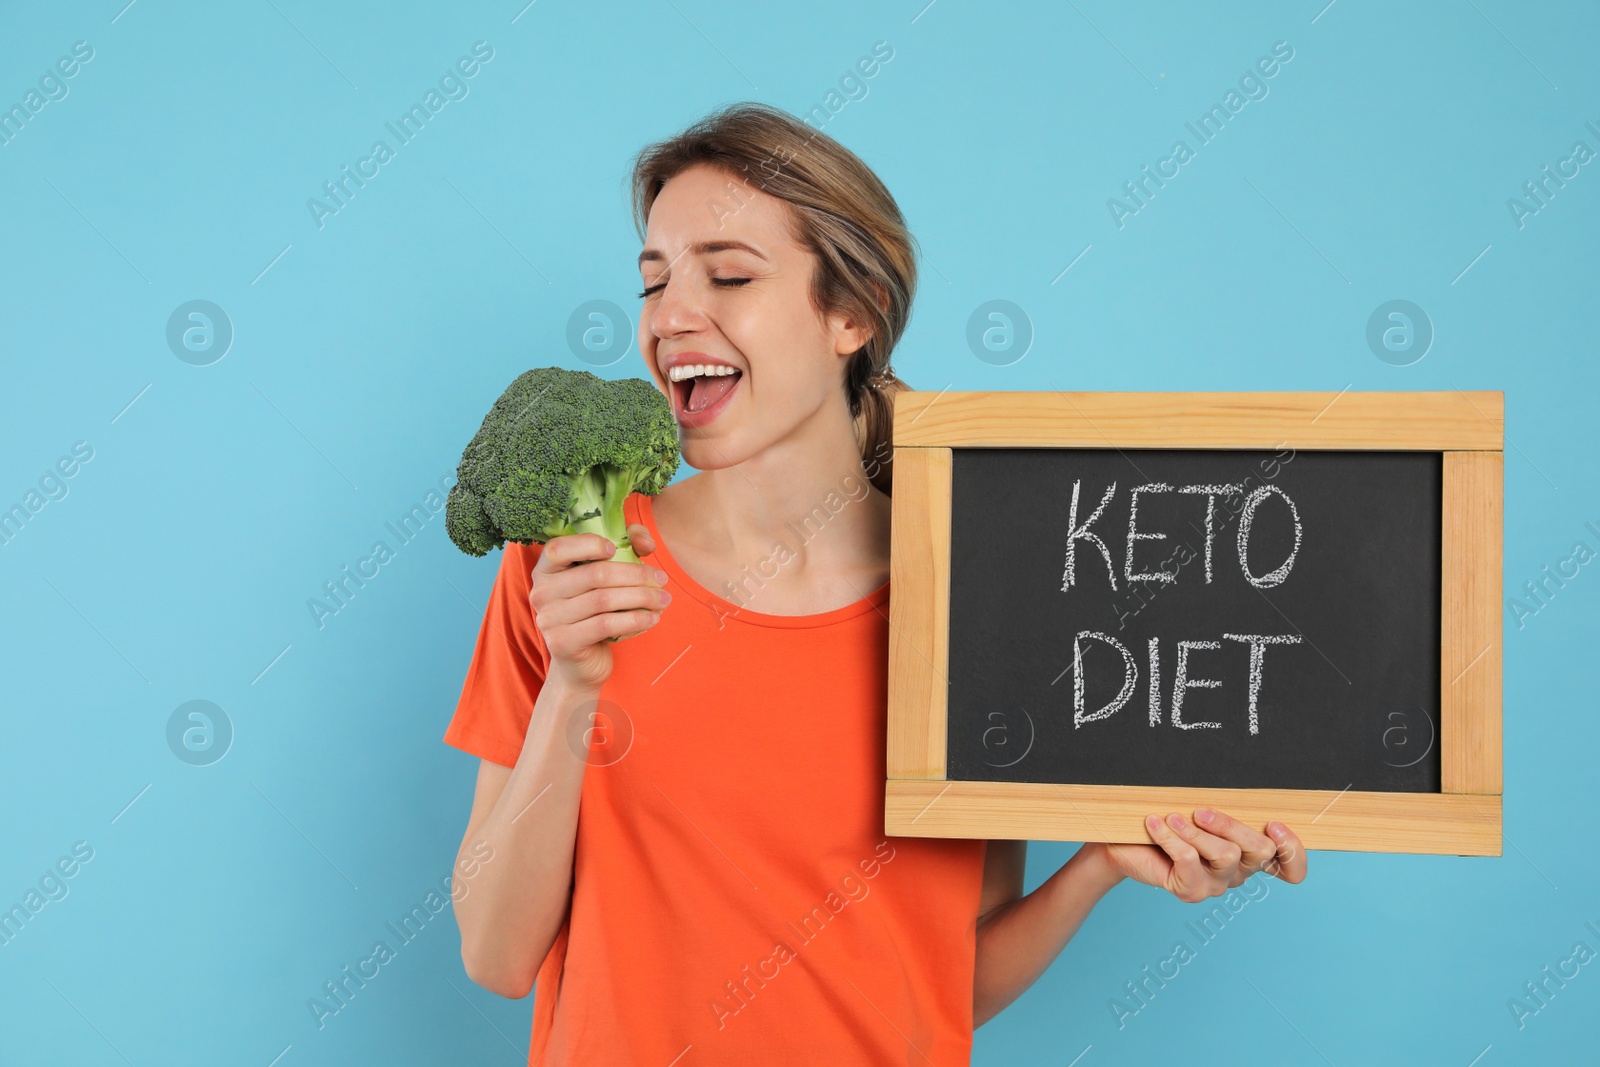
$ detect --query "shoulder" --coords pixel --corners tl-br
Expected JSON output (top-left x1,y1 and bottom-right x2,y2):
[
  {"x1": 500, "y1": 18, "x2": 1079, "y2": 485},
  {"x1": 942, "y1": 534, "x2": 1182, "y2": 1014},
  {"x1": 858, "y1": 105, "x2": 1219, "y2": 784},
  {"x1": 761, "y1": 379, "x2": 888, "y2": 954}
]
[
  {"x1": 496, "y1": 539, "x2": 545, "y2": 595},
  {"x1": 650, "y1": 475, "x2": 699, "y2": 511},
  {"x1": 505, "y1": 539, "x2": 545, "y2": 566},
  {"x1": 643, "y1": 475, "x2": 705, "y2": 537}
]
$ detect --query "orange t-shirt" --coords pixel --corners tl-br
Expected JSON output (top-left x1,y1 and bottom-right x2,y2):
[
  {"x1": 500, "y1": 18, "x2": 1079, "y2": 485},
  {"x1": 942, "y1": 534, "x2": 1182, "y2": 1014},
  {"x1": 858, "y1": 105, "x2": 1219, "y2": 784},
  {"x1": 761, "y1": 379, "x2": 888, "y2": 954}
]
[{"x1": 443, "y1": 490, "x2": 988, "y2": 1065}]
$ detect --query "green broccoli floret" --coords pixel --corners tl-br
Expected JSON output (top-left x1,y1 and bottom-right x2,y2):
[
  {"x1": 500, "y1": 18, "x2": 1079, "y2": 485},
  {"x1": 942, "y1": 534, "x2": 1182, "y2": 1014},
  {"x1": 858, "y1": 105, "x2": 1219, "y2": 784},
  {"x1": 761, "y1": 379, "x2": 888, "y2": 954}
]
[{"x1": 446, "y1": 367, "x2": 680, "y2": 564}]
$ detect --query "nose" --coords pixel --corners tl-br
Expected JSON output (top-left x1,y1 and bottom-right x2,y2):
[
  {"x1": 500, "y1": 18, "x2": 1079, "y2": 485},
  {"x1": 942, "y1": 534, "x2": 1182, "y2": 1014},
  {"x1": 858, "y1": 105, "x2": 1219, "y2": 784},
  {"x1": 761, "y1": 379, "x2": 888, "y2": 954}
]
[{"x1": 645, "y1": 272, "x2": 709, "y2": 341}]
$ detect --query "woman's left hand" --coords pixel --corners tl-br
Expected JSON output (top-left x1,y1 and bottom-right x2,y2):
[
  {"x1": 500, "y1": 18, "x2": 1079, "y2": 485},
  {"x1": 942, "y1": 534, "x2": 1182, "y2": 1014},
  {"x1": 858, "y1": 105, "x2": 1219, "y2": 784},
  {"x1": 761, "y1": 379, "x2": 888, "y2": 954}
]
[{"x1": 1087, "y1": 808, "x2": 1308, "y2": 903}]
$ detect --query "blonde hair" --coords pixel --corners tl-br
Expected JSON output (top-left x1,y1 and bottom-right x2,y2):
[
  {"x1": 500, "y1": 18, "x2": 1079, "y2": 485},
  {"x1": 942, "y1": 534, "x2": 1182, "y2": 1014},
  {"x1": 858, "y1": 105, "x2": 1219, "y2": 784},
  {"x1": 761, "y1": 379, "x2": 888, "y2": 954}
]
[{"x1": 628, "y1": 102, "x2": 915, "y2": 495}]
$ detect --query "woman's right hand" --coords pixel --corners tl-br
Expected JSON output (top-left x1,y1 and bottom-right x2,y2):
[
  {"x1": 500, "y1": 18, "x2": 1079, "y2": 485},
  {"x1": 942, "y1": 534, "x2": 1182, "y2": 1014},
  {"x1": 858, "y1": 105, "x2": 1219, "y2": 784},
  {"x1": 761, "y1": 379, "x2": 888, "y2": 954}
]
[{"x1": 529, "y1": 523, "x2": 670, "y2": 692}]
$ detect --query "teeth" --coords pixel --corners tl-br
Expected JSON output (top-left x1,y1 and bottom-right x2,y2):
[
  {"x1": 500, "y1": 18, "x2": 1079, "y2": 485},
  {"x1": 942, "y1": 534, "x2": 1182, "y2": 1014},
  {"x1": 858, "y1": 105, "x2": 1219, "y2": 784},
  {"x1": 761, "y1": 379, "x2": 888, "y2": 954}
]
[{"x1": 667, "y1": 364, "x2": 738, "y2": 381}]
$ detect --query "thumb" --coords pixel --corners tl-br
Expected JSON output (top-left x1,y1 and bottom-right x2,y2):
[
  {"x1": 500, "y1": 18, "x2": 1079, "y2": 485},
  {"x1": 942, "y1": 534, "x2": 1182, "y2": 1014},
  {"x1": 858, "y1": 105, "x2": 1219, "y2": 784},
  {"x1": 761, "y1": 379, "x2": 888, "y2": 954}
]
[
  {"x1": 1104, "y1": 842, "x2": 1173, "y2": 887},
  {"x1": 625, "y1": 522, "x2": 657, "y2": 557}
]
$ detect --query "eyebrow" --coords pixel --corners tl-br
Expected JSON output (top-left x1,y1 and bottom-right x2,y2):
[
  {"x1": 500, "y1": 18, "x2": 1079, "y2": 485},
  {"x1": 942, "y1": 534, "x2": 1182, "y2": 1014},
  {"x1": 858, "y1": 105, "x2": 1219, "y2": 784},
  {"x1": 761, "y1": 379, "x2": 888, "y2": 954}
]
[{"x1": 637, "y1": 239, "x2": 769, "y2": 267}]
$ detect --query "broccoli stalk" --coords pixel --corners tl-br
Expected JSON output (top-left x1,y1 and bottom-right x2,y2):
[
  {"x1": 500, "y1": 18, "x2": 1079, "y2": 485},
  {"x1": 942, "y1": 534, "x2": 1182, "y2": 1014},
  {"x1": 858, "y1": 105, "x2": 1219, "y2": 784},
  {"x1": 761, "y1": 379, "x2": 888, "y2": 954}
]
[
  {"x1": 445, "y1": 367, "x2": 681, "y2": 574},
  {"x1": 563, "y1": 461, "x2": 653, "y2": 564}
]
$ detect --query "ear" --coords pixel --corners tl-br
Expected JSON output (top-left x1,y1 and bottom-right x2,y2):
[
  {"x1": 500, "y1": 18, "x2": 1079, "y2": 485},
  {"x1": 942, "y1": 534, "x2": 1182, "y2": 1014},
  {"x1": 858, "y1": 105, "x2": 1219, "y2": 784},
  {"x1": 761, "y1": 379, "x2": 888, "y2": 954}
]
[
  {"x1": 829, "y1": 284, "x2": 888, "y2": 357},
  {"x1": 868, "y1": 279, "x2": 890, "y2": 314},
  {"x1": 830, "y1": 310, "x2": 875, "y2": 358}
]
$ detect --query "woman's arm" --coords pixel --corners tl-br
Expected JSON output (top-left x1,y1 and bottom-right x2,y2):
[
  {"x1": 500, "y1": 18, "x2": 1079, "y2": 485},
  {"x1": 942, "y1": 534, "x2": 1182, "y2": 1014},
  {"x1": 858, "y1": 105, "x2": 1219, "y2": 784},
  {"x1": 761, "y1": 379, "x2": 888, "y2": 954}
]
[
  {"x1": 972, "y1": 841, "x2": 1125, "y2": 1027},
  {"x1": 452, "y1": 524, "x2": 668, "y2": 999},
  {"x1": 972, "y1": 810, "x2": 1308, "y2": 1027},
  {"x1": 452, "y1": 675, "x2": 596, "y2": 998}
]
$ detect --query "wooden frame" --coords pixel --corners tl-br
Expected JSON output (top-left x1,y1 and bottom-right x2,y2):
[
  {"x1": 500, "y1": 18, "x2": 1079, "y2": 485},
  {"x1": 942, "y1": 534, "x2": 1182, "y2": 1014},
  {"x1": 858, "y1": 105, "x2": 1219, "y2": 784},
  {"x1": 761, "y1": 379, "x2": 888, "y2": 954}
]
[{"x1": 885, "y1": 391, "x2": 1503, "y2": 856}]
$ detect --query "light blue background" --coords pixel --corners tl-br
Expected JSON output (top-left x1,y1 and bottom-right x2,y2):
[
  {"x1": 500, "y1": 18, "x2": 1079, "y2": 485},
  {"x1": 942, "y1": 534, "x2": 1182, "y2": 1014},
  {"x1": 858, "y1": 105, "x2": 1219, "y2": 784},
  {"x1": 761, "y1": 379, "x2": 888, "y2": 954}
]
[{"x1": 2, "y1": 1, "x2": 1596, "y2": 1064}]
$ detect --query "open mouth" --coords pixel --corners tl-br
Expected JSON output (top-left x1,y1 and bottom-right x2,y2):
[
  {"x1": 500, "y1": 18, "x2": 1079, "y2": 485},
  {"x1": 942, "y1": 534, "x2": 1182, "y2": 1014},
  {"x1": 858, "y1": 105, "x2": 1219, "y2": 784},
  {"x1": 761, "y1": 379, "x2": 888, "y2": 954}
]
[{"x1": 668, "y1": 364, "x2": 743, "y2": 421}]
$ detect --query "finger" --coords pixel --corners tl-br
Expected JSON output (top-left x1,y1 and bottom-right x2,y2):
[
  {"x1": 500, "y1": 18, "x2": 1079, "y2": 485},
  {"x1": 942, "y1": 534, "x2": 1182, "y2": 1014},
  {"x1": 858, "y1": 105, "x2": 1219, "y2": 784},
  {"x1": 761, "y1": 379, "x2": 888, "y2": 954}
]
[
  {"x1": 535, "y1": 571, "x2": 671, "y2": 629},
  {"x1": 1263, "y1": 821, "x2": 1309, "y2": 884},
  {"x1": 624, "y1": 522, "x2": 657, "y2": 557},
  {"x1": 1145, "y1": 814, "x2": 1211, "y2": 901},
  {"x1": 1104, "y1": 842, "x2": 1174, "y2": 887},
  {"x1": 537, "y1": 533, "x2": 620, "y2": 571},
  {"x1": 563, "y1": 606, "x2": 660, "y2": 649},
  {"x1": 1193, "y1": 807, "x2": 1276, "y2": 874},
  {"x1": 561, "y1": 583, "x2": 671, "y2": 627},
  {"x1": 537, "y1": 559, "x2": 668, "y2": 608},
  {"x1": 1163, "y1": 812, "x2": 1243, "y2": 874}
]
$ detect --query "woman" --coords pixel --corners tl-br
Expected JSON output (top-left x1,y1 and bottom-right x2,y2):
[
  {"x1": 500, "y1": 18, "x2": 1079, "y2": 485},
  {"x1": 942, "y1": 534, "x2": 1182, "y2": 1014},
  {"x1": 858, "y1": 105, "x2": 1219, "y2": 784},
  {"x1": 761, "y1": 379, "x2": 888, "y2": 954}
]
[{"x1": 444, "y1": 101, "x2": 1308, "y2": 1065}]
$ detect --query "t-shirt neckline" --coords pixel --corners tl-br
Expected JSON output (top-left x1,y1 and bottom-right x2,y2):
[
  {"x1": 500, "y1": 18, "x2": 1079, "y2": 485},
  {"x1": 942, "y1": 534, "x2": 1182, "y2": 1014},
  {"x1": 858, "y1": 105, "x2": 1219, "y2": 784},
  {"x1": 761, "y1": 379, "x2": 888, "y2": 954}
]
[{"x1": 629, "y1": 492, "x2": 890, "y2": 630}]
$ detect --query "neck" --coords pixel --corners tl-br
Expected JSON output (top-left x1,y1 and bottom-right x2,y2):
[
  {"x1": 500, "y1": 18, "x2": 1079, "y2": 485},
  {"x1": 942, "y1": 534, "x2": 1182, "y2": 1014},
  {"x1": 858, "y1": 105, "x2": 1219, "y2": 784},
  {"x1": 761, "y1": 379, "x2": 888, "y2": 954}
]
[{"x1": 662, "y1": 401, "x2": 890, "y2": 592}]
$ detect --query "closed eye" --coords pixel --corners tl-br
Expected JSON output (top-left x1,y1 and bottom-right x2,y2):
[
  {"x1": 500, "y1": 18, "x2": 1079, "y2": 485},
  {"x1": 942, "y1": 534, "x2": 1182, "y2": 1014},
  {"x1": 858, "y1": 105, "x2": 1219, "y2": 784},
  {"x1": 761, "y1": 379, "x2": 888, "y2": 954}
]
[{"x1": 637, "y1": 277, "x2": 752, "y2": 299}]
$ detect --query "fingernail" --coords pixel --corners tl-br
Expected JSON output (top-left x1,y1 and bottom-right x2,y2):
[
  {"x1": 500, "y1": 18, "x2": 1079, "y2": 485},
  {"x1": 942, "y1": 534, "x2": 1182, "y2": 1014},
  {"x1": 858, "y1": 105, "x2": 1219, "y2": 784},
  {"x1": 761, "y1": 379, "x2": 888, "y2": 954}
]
[
  {"x1": 1166, "y1": 813, "x2": 1186, "y2": 831},
  {"x1": 1195, "y1": 807, "x2": 1214, "y2": 825},
  {"x1": 1269, "y1": 822, "x2": 1286, "y2": 838},
  {"x1": 658, "y1": 590, "x2": 671, "y2": 605},
  {"x1": 1145, "y1": 815, "x2": 1162, "y2": 834},
  {"x1": 654, "y1": 568, "x2": 669, "y2": 584}
]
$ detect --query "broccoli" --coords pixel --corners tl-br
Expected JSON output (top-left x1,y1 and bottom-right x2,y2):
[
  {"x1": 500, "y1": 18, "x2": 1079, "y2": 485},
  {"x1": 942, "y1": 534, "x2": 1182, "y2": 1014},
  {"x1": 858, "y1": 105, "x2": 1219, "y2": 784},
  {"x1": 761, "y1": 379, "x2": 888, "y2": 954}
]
[{"x1": 445, "y1": 366, "x2": 680, "y2": 565}]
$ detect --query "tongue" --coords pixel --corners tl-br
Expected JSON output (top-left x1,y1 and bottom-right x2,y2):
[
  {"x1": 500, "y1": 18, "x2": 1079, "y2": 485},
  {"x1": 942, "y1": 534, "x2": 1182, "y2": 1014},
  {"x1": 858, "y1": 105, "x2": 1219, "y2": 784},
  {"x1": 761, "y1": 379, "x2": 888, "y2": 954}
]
[{"x1": 686, "y1": 373, "x2": 739, "y2": 413}]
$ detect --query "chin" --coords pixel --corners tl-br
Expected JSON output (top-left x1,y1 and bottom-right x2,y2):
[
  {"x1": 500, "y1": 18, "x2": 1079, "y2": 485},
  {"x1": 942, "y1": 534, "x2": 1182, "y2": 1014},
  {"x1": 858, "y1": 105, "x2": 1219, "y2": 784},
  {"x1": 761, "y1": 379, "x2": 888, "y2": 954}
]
[{"x1": 681, "y1": 438, "x2": 736, "y2": 470}]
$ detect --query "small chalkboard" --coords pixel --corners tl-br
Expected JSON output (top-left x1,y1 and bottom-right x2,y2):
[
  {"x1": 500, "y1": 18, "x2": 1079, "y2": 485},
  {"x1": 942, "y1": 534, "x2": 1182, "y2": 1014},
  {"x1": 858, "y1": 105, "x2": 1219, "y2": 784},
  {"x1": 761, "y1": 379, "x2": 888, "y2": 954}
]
[
  {"x1": 948, "y1": 448, "x2": 1441, "y2": 793},
  {"x1": 883, "y1": 392, "x2": 1503, "y2": 856}
]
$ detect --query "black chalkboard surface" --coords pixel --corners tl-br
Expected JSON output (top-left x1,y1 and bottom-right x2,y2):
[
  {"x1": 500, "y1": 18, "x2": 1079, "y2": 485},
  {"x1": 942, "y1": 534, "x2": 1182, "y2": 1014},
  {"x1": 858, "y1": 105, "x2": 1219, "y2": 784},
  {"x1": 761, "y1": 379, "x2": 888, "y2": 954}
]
[{"x1": 946, "y1": 448, "x2": 1442, "y2": 793}]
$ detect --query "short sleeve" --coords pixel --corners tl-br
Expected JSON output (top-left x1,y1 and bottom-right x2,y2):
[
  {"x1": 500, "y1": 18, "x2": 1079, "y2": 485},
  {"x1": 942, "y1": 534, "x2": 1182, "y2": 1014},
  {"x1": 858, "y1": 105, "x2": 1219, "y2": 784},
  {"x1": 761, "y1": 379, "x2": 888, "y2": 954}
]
[{"x1": 442, "y1": 541, "x2": 552, "y2": 767}]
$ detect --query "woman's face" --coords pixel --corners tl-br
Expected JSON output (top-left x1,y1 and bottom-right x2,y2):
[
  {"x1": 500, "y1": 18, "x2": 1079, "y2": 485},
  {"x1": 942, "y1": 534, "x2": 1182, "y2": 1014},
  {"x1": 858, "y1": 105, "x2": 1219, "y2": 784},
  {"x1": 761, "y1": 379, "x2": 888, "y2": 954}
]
[{"x1": 637, "y1": 162, "x2": 871, "y2": 471}]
